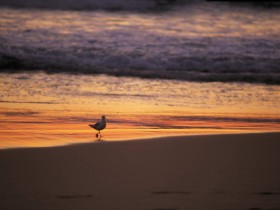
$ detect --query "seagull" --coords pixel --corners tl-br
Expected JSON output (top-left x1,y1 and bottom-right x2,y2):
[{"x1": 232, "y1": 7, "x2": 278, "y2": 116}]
[{"x1": 89, "y1": 115, "x2": 106, "y2": 139}]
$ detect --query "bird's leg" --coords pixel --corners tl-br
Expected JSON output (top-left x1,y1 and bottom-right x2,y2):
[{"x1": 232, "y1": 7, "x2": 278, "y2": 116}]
[
  {"x1": 95, "y1": 133, "x2": 99, "y2": 138},
  {"x1": 99, "y1": 131, "x2": 101, "y2": 139}
]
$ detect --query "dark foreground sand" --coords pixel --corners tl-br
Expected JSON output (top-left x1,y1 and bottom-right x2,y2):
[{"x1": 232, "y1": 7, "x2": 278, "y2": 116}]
[{"x1": 1, "y1": 132, "x2": 280, "y2": 210}]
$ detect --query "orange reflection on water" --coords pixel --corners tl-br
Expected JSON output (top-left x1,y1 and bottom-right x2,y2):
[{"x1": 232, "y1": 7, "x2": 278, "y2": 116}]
[
  {"x1": 2, "y1": 116, "x2": 276, "y2": 149},
  {"x1": 0, "y1": 73, "x2": 280, "y2": 149},
  {"x1": 1, "y1": 102, "x2": 280, "y2": 149}
]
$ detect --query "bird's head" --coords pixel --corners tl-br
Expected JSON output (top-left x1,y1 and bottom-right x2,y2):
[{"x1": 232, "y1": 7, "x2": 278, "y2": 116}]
[{"x1": 102, "y1": 115, "x2": 106, "y2": 120}]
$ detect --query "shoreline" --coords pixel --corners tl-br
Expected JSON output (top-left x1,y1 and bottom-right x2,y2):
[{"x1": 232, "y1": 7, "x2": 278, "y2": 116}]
[
  {"x1": 1, "y1": 72, "x2": 279, "y2": 150},
  {"x1": 1, "y1": 130, "x2": 280, "y2": 151}
]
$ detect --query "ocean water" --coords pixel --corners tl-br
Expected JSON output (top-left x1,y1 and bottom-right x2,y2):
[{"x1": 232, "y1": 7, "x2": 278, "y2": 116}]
[
  {"x1": 0, "y1": 1, "x2": 280, "y2": 148},
  {"x1": 0, "y1": 72, "x2": 279, "y2": 149},
  {"x1": 0, "y1": 1, "x2": 280, "y2": 83}
]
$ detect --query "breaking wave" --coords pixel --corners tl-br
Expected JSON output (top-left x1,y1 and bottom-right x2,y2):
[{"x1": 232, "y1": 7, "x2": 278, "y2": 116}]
[
  {"x1": 0, "y1": 1, "x2": 280, "y2": 84},
  {"x1": 1, "y1": 36, "x2": 279, "y2": 84}
]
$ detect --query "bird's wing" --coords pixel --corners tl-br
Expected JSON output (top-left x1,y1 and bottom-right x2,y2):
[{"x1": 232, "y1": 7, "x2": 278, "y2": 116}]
[
  {"x1": 89, "y1": 122, "x2": 100, "y2": 129},
  {"x1": 92, "y1": 121, "x2": 101, "y2": 129}
]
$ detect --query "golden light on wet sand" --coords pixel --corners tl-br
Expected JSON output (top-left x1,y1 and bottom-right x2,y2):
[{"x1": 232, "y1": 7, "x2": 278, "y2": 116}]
[{"x1": 0, "y1": 73, "x2": 279, "y2": 149}]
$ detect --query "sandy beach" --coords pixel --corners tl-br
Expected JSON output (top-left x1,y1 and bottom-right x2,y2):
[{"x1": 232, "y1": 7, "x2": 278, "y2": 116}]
[{"x1": 1, "y1": 132, "x2": 280, "y2": 210}]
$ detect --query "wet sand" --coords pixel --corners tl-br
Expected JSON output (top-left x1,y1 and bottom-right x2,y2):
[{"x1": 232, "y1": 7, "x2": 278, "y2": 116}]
[
  {"x1": 1, "y1": 73, "x2": 280, "y2": 149},
  {"x1": 1, "y1": 132, "x2": 280, "y2": 210}
]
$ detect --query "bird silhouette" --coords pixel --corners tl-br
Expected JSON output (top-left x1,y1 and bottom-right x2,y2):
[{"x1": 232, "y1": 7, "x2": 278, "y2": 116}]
[{"x1": 89, "y1": 115, "x2": 106, "y2": 139}]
